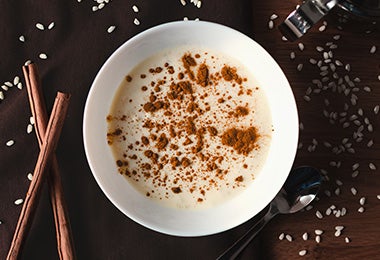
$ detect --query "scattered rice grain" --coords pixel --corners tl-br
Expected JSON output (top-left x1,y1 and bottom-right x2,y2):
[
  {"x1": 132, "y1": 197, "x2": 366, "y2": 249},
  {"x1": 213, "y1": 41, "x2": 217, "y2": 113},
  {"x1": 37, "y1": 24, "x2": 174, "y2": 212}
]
[
  {"x1": 285, "y1": 234, "x2": 293, "y2": 242},
  {"x1": 369, "y1": 162, "x2": 376, "y2": 170},
  {"x1": 359, "y1": 197, "x2": 366, "y2": 205},
  {"x1": 19, "y1": 35, "x2": 25, "y2": 42},
  {"x1": 39, "y1": 53, "x2": 48, "y2": 60},
  {"x1": 6, "y1": 140, "x2": 14, "y2": 146},
  {"x1": 302, "y1": 232, "x2": 308, "y2": 240},
  {"x1": 358, "y1": 207, "x2": 364, "y2": 213},
  {"x1": 14, "y1": 199, "x2": 23, "y2": 205},
  {"x1": 315, "y1": 229, "x2": 323, "y2": 235},
  {"x1": 298, "y1": 42, "x2": 304, "y2": 51},
  {"x1": 279, "y1": 233, "x2": 285, "y2": 240},
  {"x1": 36, "y1": 23, "x2": 45, "y2": 30},
  {"x1": 107, "y1": 25, "x2": 116, "y2": 33},
  {"x1": 370, "y1": 45, "x2": 377, "y2": 54},
  {"x1": 316, "y1": 210, "x2": 323, "y2": 219},
  {"x1": 27, "y1": 124, "x2": 33, "y2": 134},
  {"x1": 27, "y1": 173, "x2": 33, "y2": 181},
  {"x1": 134, "y1": 18, "x2": 140, "y2": 25},
  {"x1": 345, "y1": 237, "x2": 350, "y2": 243},
  {"x1": 351, "y1": 187, "x2": 357, "y2": 195},
  {"x1": 48, "y1": 22, "x2": 55, "y2": 30},
  {"x1": 299, "y1": 250, "x2": 307, "y2": 256},
  {"x1": 268, "y1": 20, "x2": 274, "y2": 29},
  {"x1": 132, "y1": 5, "x2": 139, "y2": 12},
  {"x1": 315, "y1": 235, "x2": 321, "y2": 243}
]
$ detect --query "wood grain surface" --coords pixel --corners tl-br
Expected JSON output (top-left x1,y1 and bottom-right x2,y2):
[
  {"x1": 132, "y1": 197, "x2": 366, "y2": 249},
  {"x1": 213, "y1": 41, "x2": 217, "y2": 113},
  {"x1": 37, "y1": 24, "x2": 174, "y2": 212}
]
[{"x1": 246, "y1": 1, "x2": 380, "y2": 259}]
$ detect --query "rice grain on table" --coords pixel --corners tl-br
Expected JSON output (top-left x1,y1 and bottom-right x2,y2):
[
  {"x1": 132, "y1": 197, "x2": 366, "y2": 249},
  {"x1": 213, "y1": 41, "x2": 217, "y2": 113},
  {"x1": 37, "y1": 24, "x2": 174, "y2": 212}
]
[
  {"x1": 107, "y1": 25, "x2": 116, "y2": 33},
  {"x1": 358, "y1": 207, "x2": 365, "y2": 213},
  {"x1": 39, "y1": 53, "x2": 48, "y2": 60},
  {"x1": 369, "y1": 163, "x2": 376, "y2": 170},
  {"x1": 370, "y1": 45, "x2": 377, "y2": 53},
  {"x1": 377, "y1": 195, "x2": 380, "y2": 200},
  {"x1": 315, "y1": 229, "x2": 323, "y2": 235},
  {"x1": 278, "y1": 233, "x2": 285, "y2": 240},
  {"x1": 351, "y1": 187, "x2": 357, "y2": 195},
  {"x1": 285, "y1": 234, "x2": 293, "y2": 242},
  {"x1": 36, "y1": 23, "x2": 44, "y2": 30},
  {"x1": 268, "y1": 20, "x2": 274, "y2": 29},
  {"x1": 316, "y1": 210, "x2": 323, "y2": 219},
  {"x1": 6, "y1": 140, "x2": 14, "y2": 147},
  {"x1": 14, "y1": 199, "x2": 23, "y2": 205},
  {"x1": 19, "y1": 35, "x2": 25, "y2": 42},
  {"x1": 302, "y1": 232, "x2": 308, "y2": 240},
  {"x1": 132, "y1": 5, "x2": 139, "y2": 12},
  {"x1": 0, "y1": 91, "x2": 4, "y2": 100},
  {"x1": 298, "y1": 42, "x2": 304, "y2": 51},
  {"x1": 299, "y1": 250, "x2": 307, "y2": 256},
  {"x1": 345, "y1": 237, "x2": 351, "y2": 243},
  {"x1": 48, "y1": 22, "x2": 55, "y2": 30},
  {"x1": 180, "y1": 0, "x2": 186, "y2": 6},
  {"x1": 134, "y1": 18, "x2": 140, "y2": 25},
  {"x1": 359, "y1": 197, "x2": 366, "y2": 205},
  {"x1": 27, "y1": 173, "x2": 33, "y2": 181},
  {"x1": 27, "y1": 124, "x2": 33, "y2": 134},
  {"x1": 270, "y1": 13, "x2": 278, "y2": 20},
  {"x1": 315, "y1": 235, "x2": 321, "y2": 243}
]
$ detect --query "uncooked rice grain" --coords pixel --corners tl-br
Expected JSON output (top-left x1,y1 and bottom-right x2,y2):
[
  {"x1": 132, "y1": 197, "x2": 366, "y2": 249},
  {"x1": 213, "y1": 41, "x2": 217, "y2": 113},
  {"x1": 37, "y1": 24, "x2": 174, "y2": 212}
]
[
  {"x1": 134, "y1": 18, "x2": 140, "y2": 25},
  {"x1": 279, "y1": 233, "x2": 285, "y2": 240},
  {"x1": 107, "y1": 25, "x2": 116, "y2": 33},
  {"x1": 285, "y1": 234, "x2": 293, "y2": 242},
  {"x1": 360, "y1": 197, "x2": 366, "y2": 205},
  {"x1": 358, "y1": 207, "x2": 364, "y2": 213},
  {"x1": 48, "y1": 22, "x2": 55, "y2": 30},
  {"x1": 36, "y1": 23, "x2": 44, "y2": 30},
  {"x1": 316, "y1": 210, "x2": 323, "y2": 219},
  {"x1": 132, "y1": 5, "x2": 139, "y2": 12},
  {"x1": 19, "y1": 35, "x2": 25, "y2": 42},
  {"x1": 270, "y1": 13, "x2": 278, "y2": 20},
  {"x1": 268, "y1": 20, "x2": 274, "y2": 29},
  {"x1": 345, "y1": 237, "x2": 350, "y2": 243},
  {"x1": 14, "y1": 199, "x2": 23, "y2": 205},
  {"x1": 351, "y1": 187, "x2": 357, "y2": 195},
  {"x1": 39, "y1": 53, "x2": 48, "y2": 59},
  {"x1": 315, "y1": 235, "x2": 321, "y2": 243},
  {"x1": 27, "y1": 124, "x2": 33, "y2": 134},
  {"x1": 6, "y1": 140, "x2": 14, "y2": 146},
  {"x1": 299, "y1": 250, "x2": 307, "y2": 256},
  {"x1": 315, "y1": 229, "x2": 323, "y2": 235},
  {"x1": 369, "y1": 163, "x2": 376, "y2": 170},
  {"x1": 302, "y1": 232, "x2": 308, "y2": 240},
  {"x1": 298, "y1": 42, "x2": 304, "y2": 51},
  {"x1": 27, "y1": 173, "x2": 33, "y2": 181},
  {"x1": 370, "y1": 45, "x2": 377, "y2": 53}
]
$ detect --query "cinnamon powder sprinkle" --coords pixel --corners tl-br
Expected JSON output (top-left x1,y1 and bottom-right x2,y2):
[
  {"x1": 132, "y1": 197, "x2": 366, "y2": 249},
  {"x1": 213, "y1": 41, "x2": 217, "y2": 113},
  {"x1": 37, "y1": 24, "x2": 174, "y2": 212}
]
[
  {"x1": 107, "y1": 50, "x2": 268, "y2": 203},
  {"x1": 221, "y1": 127, "x2": 258, "y2": 156}
]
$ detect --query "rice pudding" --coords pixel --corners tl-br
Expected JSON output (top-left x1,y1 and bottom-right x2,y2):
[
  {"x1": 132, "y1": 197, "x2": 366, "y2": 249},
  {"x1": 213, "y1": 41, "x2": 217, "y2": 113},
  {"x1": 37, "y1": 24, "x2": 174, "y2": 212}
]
[{"x1": 106, "y1": 46, "x2": 273, "y2": 209}]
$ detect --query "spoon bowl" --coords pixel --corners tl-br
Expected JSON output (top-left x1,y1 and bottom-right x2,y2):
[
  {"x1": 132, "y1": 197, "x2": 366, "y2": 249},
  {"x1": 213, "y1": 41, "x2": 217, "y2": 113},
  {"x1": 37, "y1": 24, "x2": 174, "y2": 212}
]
[{"x1": 217, "y1": 166, "x2": 322, "y2": 260}]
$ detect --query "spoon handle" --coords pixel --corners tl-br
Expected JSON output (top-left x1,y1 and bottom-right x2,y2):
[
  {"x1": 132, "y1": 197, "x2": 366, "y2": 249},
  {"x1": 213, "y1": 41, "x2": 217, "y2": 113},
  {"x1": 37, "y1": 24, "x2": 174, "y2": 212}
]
[{"x1": 216, "y1": 210, "x2": 274, "y2": 260}]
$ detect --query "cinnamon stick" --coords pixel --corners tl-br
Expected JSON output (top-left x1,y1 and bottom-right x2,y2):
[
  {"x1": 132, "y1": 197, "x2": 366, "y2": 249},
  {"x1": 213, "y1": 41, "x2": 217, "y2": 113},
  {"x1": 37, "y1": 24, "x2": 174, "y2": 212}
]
[
  {"x1": 7, "y1": 92, "x2": 70, "y2": 260},
  {"x1": 22, "y1": 64, "x2": 76, "y2": 260}
]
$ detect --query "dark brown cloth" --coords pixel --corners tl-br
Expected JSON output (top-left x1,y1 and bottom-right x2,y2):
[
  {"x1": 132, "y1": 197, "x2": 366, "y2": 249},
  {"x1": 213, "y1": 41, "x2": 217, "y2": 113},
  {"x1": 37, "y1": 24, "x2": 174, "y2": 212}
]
[{"x1": 0, "y1": 1, "x2": 261, "y2": 259}]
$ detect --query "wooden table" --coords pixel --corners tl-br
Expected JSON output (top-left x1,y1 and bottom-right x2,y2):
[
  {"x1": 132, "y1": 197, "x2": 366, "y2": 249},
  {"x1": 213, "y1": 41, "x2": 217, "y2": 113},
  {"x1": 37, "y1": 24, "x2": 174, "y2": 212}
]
[{"x1": 0, "y1": 0, "x2": 379, "y2": 259}]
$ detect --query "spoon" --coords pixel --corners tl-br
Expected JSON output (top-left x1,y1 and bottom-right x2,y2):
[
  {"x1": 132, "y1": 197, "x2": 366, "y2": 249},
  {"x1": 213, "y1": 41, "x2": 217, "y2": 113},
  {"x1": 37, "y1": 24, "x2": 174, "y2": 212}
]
[{"x1": 217, "y1": 166, "x2": 322, "y2": 260}]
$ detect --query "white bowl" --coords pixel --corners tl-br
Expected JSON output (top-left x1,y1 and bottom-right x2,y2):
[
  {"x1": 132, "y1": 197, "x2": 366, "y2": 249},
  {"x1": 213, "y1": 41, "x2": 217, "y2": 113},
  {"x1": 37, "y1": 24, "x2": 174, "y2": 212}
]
[{"x1": 83, "y1": 21, "x2": 298, "y2": 237}]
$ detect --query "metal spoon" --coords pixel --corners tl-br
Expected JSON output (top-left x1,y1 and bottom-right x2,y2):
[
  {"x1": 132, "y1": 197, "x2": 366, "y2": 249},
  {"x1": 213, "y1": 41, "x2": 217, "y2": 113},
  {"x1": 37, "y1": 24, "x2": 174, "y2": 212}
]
[{"x1": 217, "y1": 166, "x2": 322, "y2": 260}]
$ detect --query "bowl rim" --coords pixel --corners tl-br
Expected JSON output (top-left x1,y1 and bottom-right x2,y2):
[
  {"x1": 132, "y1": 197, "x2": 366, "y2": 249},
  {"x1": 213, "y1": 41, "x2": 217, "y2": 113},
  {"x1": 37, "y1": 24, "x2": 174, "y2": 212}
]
[{"x1": 83, "y1": 20, "x2": 299, "y2": 237}]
